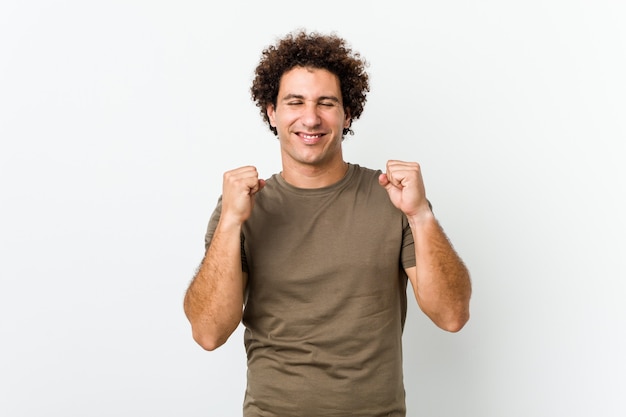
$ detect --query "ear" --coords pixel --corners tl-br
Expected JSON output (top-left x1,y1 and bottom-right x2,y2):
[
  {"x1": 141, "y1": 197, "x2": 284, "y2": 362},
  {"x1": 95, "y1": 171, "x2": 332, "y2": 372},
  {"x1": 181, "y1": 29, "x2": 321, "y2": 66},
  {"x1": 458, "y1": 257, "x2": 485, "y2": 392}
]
[
  {"x1": 266, "y1": 103, "x2": 277, "y2": 127},
  {"x1": 344, "y1": 108, "x2": 352, "y2": 129}
]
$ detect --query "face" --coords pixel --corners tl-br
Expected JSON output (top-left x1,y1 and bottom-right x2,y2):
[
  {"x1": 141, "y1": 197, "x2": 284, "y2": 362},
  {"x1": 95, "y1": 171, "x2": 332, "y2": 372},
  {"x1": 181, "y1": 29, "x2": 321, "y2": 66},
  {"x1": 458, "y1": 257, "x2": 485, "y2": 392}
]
[{"x1": 266, "y1": 67, "x2": 351, "y2": 170}]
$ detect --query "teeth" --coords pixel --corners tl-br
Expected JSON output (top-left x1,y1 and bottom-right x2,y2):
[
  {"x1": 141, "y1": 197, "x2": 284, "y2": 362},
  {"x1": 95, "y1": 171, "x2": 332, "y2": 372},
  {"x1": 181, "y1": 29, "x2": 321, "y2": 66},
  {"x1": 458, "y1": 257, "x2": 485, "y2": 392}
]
[{"x1": 302, "y1": 134, "x2": 320, "y2": 139}]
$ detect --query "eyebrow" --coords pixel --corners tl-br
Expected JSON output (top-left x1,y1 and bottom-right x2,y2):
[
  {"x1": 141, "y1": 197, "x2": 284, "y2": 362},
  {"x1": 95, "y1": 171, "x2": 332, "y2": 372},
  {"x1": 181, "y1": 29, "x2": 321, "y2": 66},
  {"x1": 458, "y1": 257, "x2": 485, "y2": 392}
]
[{"x1": 280, "y1": 94, "x2": 341, "y2": 103}]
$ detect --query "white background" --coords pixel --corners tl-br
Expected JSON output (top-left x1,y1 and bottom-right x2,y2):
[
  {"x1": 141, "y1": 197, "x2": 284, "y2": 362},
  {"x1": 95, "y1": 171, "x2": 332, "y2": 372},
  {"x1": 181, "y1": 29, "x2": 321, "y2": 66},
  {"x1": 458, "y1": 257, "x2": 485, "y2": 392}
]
[{"x1": 1, "y1": 1, "x2": 625, "y2": 416}]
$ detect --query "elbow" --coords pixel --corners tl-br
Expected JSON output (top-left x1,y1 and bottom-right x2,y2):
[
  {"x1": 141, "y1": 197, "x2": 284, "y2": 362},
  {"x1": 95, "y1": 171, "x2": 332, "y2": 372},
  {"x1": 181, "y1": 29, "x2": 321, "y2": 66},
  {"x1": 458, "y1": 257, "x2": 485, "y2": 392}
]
[
  {"x1": 426, "y1": 302, "x2": 470, "y2": 333},
  {"x1": 184, "y1": 300, "x2": 242, "y2": 351},
  {"x1": 418, "y1": 296, "x2": 471, "y2": 333},
  {"x1": 193, "y1": 330, "x2": 227, "y2": 351},
  {"x1": 189, "y1": 318, "x2": 240, "y2": 351},
  {"x1": 433, "y1": 289, "x2": 472, "y2": 333},
  {"x1": 439, "y1": 310, "x2": 470, "y2": 333},
  {"x1": 193, "y1": 335, "x2": 226, "y2": 352}
]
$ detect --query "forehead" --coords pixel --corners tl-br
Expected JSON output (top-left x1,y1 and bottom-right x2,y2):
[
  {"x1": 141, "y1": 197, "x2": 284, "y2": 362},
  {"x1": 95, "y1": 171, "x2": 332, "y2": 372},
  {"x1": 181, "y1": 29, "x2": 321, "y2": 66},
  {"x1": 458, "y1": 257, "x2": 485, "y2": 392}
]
[{"x1": 277, "y1": 66, "x2": 342, "y2": 98}]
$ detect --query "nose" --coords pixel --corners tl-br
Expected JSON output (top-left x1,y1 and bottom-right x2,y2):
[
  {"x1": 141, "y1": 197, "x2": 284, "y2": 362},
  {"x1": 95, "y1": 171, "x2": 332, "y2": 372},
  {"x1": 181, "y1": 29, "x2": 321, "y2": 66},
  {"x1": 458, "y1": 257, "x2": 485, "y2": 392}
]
[{"x1": 300, "y1": 102, "x2": 321, "y2": 128}]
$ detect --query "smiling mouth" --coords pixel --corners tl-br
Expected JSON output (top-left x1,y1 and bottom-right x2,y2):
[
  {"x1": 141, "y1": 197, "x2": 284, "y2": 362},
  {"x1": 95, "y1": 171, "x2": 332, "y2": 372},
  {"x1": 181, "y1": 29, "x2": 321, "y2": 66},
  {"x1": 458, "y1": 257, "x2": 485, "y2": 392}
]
[{"x1": 298, "y1": 132, "x2": 324, "y2": 144}]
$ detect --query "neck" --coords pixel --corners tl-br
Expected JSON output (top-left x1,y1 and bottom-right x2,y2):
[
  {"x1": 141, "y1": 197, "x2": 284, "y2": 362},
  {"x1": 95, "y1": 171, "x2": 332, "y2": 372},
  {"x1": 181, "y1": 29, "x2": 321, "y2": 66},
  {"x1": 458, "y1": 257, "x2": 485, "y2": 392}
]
[{"x1": 280, "y1": 160, "x2": 349, "y2": 189}]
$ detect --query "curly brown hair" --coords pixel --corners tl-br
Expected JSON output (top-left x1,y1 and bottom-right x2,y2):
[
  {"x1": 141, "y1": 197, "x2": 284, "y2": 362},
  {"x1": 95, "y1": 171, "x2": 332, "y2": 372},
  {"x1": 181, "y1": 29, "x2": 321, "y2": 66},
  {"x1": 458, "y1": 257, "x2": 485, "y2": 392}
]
[{"x1": 250, "y1": 29, "x2": 370, "y2": 137}]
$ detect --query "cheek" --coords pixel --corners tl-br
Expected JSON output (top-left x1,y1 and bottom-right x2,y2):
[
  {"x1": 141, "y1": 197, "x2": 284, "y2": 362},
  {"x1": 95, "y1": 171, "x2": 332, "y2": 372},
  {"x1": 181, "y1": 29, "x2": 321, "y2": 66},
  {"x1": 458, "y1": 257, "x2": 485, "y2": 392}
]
[{"x1": 277, "y1": 113, "x2": 300, "y2": 129}]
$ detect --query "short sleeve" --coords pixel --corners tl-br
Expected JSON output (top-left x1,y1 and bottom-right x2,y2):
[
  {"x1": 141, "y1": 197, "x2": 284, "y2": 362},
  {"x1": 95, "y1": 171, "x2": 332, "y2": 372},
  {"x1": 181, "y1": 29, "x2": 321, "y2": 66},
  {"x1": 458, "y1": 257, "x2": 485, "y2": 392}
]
[{"x1": 400, "y1": 218, "x2": 416, "y2": 270}]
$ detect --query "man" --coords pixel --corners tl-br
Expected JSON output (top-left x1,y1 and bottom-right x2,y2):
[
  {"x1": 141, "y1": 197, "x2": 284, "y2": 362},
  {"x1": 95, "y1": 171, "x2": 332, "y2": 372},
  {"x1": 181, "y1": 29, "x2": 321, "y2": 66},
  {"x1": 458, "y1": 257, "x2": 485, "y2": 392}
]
[{"x1": 184, "y1": 30, "x2": 471, "y2": 416}]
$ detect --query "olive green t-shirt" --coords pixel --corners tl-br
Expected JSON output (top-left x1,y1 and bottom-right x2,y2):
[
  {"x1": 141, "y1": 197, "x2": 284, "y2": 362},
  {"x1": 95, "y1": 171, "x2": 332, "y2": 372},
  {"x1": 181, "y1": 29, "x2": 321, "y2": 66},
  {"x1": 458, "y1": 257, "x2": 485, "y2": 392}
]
[{"x1": 205, "y1": 163, "x2": 416, "y2": 416}]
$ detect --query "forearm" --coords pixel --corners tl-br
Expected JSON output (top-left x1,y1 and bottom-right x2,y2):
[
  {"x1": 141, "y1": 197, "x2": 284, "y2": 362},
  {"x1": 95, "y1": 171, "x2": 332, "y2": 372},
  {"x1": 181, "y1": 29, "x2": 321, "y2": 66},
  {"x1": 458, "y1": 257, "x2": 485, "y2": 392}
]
[
  {"x1": 408, "y1": 212, "x2": 471, "y2": 332},
  {"x1": 184, "y1": 219, "x2": 245, "y2": 350}
]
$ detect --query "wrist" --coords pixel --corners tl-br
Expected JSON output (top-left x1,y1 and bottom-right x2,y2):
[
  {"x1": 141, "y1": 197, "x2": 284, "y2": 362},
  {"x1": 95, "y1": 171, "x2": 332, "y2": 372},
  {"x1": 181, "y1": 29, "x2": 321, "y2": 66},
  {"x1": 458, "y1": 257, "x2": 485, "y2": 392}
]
[
  {"x1": 216, "y1": 213, "x2": 246, "y2": 232},
  {"x1": 406, "y1": 206, "x2": 436, "y2": 229}
]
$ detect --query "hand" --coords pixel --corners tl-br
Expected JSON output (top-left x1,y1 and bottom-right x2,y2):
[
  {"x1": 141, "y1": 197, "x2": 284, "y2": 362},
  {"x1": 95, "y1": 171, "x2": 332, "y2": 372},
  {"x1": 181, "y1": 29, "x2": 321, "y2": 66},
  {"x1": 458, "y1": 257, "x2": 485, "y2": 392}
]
[
  {"x1": 378, "y1": 160, "x2": 431, "y2": 219},
  {"x1": 220, "y1": 166, "x2": 265, "y2": 224}
]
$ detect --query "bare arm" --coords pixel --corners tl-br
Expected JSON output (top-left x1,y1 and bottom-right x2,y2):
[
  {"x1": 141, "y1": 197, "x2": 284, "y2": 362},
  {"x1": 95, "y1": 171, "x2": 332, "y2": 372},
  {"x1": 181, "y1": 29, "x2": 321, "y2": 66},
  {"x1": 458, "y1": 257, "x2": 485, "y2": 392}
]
[
  {"x1": 379, "y1": 160, "x2": 471, "y2": 332},
  {"x1": 183, "y1": 166, "x2": 265, "y2": 350},
  {"x1": 404, "y1": 213, "x2": 471, "y2": 332}
]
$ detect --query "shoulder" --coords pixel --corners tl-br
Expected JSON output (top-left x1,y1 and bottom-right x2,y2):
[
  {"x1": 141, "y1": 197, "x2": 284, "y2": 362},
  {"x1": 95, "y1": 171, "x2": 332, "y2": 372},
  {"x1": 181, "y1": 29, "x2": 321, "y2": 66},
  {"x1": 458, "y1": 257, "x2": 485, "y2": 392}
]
[
  {"x1": 350, "y1": 163, "x2": 381, "y2": 177},
  {"x1": 347, "y1": 164, "x2": 385, "y2": 194},
  {"x1": 347, "y1": 163, "x2": 382, "y2": 185}
]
